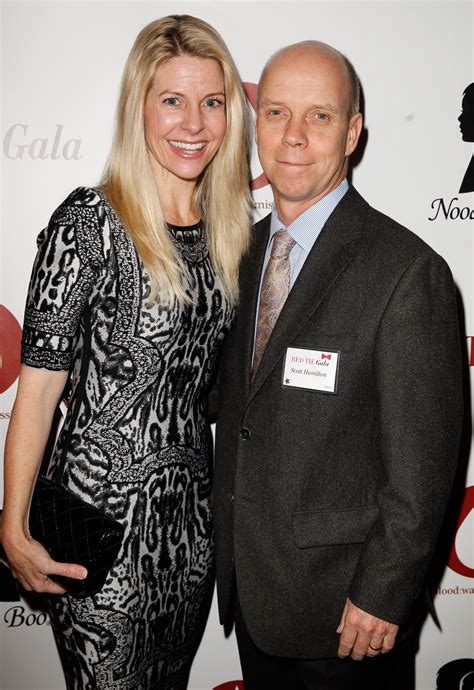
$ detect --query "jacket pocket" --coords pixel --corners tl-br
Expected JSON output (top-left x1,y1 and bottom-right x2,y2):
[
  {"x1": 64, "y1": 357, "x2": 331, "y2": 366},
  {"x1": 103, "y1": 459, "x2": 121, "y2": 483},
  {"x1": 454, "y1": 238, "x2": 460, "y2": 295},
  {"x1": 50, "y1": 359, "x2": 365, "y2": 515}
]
[{"x1": 293, "y1": 505, "x2": 379, "y2": 549}]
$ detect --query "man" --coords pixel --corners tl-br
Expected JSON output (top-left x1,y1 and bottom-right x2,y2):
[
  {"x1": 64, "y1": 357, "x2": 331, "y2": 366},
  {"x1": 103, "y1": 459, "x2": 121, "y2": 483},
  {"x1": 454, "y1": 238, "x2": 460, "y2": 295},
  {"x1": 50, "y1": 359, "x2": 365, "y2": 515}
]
[{"x1": 213, "y1": 41, "x2": 463, "y2": 689}]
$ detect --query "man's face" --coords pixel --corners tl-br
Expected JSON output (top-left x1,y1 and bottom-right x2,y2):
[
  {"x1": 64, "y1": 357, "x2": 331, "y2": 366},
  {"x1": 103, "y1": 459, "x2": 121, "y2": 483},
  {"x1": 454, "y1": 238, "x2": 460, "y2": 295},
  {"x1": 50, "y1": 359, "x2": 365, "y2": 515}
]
[{"x1": 256, "y1": 47, "x2": 362, "y2": 223}]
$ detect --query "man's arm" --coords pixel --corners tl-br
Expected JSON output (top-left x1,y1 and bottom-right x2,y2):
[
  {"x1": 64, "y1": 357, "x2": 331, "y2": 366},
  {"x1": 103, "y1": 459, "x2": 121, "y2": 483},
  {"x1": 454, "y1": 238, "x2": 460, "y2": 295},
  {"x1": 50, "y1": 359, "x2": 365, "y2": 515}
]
[{"x1": 337, "y1": 250, "x2": 463, "y2": 658}]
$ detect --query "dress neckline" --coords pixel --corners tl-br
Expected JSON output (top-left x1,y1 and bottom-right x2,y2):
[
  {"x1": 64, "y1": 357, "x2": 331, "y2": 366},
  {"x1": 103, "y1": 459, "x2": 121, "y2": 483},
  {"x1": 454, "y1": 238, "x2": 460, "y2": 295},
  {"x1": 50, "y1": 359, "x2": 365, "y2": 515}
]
[{"x1": 166, "y1": 220, "x2": 203, "y2": 244}]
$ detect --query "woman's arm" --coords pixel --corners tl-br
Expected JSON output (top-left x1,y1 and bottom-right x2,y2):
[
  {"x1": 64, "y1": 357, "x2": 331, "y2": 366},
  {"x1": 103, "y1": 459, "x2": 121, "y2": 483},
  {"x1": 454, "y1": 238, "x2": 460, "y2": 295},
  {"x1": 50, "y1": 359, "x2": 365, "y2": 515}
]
[{"x1": 1, "y1": 364, "x2": 87, "y2": 594}]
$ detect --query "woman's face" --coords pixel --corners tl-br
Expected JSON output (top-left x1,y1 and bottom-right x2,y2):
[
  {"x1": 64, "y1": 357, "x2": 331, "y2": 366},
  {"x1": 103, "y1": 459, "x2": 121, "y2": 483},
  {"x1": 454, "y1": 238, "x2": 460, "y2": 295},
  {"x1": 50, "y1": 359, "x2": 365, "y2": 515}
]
[{"x1": 144, "y1": 55, "x2": 227, "y2": 186}]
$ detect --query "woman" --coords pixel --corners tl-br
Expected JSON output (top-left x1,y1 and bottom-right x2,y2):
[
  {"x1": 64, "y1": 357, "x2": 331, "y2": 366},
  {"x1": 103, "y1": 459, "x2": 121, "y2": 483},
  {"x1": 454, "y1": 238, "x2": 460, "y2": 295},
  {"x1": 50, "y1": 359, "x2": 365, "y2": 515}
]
[
  {"x1": 459, "y1": 82, "x2": 474, "y2": 193},
  {"x1": 2, "y1": 15, "x2": 251, "y2": 689}
]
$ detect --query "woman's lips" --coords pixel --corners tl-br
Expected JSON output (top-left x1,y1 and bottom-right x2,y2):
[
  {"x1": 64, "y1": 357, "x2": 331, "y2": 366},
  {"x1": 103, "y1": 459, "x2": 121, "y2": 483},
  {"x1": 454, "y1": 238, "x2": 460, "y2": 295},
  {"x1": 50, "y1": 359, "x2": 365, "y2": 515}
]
[{"x1": 168, "y1": 140, "x2": 208, "y2": 158}]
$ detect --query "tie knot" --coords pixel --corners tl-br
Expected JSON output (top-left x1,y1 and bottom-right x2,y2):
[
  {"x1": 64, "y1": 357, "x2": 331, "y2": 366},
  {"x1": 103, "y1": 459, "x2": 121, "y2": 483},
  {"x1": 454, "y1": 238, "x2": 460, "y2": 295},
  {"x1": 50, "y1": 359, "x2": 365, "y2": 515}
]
[{"x1": 271, "y1": 230, "x2": 295, "y2": 260}]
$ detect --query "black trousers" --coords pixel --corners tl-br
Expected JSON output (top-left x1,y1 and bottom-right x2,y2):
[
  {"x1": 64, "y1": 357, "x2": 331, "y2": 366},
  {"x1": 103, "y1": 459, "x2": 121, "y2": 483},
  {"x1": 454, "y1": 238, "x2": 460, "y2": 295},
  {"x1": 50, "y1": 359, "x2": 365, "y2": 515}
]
[{"x1": 235, "y1": 602, "x2": 416, "y2": 690}]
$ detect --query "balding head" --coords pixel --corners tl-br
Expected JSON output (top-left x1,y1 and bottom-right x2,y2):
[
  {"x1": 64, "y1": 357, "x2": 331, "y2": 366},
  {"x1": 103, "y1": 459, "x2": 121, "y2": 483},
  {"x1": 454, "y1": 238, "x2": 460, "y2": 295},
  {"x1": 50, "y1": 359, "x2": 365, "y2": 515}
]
[
  {"x1": 255, "y1": 39, "x2": 363, "y2": 225},
  {"x1": 259, "y1": 41, "x2": 360, "y2": 118}
]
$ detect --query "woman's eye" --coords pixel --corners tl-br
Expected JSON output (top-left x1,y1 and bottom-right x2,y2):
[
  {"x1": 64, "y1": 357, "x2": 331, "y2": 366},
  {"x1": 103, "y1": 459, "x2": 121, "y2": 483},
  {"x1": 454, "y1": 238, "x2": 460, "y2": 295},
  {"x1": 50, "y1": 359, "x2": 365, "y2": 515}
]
[
  {"x1": 163, "y1": 97, "x2": 180, "y2": 106},
  {"x1": 204, "y1": 98, "x2": 224, "y2": 108},
  {"x1": 269, "y1": 109, "x2": 282, "y2": 117}
]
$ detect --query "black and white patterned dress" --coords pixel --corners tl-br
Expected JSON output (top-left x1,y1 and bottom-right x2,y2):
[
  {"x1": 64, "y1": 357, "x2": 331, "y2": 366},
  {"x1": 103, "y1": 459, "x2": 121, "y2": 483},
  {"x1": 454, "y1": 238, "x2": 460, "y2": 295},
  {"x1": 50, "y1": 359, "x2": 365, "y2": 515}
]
[{"x1": 21, "y1": 187, "x2": 233, "y2": 689}]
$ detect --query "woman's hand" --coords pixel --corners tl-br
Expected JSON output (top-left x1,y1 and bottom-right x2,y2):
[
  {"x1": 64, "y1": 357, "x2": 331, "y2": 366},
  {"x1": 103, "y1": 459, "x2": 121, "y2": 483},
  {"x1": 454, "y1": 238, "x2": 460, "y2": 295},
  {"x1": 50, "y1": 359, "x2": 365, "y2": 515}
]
[
  {"x1": 2, "y1": 365, "x2": 87, "y2": 595},
  {"x1": 2, "y1": 525, "x2": 87, "y2": 595}
]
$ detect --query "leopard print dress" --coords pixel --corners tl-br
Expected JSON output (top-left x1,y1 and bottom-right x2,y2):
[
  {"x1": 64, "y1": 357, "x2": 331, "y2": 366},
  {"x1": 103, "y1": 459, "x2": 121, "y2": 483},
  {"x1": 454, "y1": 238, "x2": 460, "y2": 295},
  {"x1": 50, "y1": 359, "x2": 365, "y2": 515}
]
[{"x1": 21, "y1": 187, "x2": 232, "y2": 689}]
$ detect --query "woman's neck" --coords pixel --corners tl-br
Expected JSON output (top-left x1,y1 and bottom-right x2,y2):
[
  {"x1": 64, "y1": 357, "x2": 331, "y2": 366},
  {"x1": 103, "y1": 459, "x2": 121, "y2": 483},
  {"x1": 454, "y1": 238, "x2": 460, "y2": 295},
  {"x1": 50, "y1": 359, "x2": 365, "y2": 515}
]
[{"x1": 151, "y1": 161, "x2": 201, "y2": 226}]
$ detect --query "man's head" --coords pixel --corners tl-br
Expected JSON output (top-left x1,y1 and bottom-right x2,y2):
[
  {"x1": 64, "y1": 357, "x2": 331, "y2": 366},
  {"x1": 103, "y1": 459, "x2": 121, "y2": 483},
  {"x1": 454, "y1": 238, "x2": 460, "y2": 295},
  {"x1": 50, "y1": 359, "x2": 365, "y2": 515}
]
[{"x1": 256, "y1": 41, "x2": 363, "y2": 225}]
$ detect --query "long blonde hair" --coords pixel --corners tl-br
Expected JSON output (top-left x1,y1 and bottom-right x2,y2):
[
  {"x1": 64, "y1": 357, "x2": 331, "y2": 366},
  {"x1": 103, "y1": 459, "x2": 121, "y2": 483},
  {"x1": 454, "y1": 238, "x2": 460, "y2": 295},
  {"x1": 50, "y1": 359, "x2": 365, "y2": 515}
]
[{"x1": 100, "y1": 15, "x2": 252, "y2": 305}]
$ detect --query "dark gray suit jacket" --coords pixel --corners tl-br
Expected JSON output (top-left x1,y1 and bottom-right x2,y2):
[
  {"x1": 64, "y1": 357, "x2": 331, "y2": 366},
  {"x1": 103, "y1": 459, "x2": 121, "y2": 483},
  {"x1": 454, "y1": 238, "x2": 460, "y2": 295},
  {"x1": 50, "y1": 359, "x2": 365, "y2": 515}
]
[{"x1": 213, "y1": 186, "x2": 463, "y2": 659}]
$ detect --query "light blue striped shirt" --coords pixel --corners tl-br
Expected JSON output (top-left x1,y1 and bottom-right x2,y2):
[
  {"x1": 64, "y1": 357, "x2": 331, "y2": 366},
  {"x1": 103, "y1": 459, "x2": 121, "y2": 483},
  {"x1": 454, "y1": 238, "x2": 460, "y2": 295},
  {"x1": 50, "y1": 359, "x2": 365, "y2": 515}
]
[
  {"x1": 265, "y1": 178, "x2": 349, "y2": 289},
  {"x1": 253, "y1": 179, "x2": 349, "y2": 354}
]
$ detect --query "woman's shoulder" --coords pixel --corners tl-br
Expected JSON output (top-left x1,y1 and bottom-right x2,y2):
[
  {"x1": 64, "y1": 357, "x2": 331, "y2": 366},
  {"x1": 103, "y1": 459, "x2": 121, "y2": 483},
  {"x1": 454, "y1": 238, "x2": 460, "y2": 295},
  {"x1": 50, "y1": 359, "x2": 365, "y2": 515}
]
[
  {"x1": 51, "y1": 186, "x2": 117, "y2": 224},
  {"x1": 42, "y1": 186, "x2": 120, "y2": 268}
]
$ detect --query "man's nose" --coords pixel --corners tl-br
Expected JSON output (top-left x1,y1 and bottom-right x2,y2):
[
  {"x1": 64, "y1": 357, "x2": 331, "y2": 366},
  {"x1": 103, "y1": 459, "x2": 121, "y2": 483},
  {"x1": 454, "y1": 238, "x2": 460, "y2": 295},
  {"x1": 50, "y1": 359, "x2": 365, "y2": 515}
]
[{"x1": 282, "y1": 117, "x2": 307, "y2": 146}]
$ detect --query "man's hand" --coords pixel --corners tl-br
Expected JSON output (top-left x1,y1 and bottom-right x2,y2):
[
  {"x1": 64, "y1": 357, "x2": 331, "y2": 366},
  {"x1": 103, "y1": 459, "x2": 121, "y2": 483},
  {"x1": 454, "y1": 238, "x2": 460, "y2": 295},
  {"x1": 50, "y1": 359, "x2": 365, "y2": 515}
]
[{"x1": 336, "y1": 598, "x2": 399, "y2": 660}]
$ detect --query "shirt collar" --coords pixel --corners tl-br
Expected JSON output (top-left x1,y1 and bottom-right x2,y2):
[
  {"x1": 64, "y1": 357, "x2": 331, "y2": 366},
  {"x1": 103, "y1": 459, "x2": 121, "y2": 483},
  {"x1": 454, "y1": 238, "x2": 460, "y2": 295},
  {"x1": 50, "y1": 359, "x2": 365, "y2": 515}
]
[{"x1": 270, "y1": 179, "x2": 349, "y2": 251}]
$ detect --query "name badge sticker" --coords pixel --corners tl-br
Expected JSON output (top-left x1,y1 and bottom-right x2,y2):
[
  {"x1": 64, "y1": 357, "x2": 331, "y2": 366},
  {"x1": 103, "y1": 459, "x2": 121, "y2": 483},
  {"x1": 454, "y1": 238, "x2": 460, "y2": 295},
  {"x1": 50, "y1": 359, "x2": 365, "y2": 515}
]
[{"x1": 282, "y1": 347, "x2": 340, "y2": 394}]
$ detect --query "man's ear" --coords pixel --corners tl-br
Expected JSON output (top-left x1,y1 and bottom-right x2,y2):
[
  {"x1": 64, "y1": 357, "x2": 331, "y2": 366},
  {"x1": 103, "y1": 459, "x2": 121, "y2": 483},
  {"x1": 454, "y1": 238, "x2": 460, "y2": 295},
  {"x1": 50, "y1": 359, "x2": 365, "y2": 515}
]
[{"x1": 345, "y1": 112, "x2": 363, "y2": 156}]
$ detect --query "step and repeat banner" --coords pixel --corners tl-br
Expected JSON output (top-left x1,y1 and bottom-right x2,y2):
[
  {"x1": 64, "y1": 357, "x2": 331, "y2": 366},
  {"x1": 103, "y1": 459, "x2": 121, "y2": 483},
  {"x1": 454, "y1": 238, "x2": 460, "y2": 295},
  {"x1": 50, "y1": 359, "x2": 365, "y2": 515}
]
[{"x1": 1, "y1": 1, "x2": 473, "y2": 688}]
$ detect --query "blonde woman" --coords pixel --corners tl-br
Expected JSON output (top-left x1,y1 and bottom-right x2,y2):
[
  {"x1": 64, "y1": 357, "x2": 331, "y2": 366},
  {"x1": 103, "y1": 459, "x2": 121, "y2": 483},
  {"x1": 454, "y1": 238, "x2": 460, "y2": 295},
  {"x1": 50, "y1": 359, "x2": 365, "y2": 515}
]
[{"x1": 2, "y1": 15, "x2": 251, "y2": 689}]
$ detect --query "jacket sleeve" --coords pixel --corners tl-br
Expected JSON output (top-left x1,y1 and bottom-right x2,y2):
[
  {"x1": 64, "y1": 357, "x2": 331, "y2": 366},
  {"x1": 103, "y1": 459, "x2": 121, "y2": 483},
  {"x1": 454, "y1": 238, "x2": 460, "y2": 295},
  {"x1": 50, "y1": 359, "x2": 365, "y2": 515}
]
[{"x1": 348, "y1": 250, "x2": 463, "y2": 624}]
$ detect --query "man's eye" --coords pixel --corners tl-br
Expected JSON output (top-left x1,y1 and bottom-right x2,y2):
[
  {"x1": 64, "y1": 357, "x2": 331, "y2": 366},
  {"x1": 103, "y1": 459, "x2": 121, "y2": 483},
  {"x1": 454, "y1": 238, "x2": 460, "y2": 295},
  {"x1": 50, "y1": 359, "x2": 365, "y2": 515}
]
[
  {"x1": 269, "y1": 109, "x2": 282, "y2": 116},
  {"x1": 313, "y1": 112, "x2": 329, "y2": 121}
]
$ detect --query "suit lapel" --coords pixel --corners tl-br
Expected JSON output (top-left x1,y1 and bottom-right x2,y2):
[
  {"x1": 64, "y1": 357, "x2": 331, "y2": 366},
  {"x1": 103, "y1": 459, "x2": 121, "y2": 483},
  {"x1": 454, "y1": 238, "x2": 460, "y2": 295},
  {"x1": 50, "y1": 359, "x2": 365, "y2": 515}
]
[
  {"x1": 233, "y1": 214, "x2": 271, "y2": 396},
  {"x1": 248, "y1": 187, "x2": 369, "y2": 404}
]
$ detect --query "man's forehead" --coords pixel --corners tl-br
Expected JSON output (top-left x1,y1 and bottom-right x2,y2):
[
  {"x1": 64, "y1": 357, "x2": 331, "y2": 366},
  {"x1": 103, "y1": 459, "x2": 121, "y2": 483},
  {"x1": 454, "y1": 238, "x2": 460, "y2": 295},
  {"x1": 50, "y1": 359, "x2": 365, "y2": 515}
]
[
  {"x1": 259, "y1": 57, "x2": 348, "y2": 103},
  {"x1": 270, "y1": 44, "x2": 342, "y2": 70},
  {"x1": 261, "y1": 50, "x2": 345, "y2": 89},
  {"x1": 258, "y1": 95, "x2": 340, "y2": 114}
]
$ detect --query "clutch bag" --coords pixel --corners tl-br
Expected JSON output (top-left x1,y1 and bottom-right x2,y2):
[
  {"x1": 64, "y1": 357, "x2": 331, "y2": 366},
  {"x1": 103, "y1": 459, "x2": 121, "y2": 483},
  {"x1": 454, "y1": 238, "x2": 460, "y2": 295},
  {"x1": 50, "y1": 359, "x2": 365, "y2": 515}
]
[{"x1": 29, "y1": 475, "x2": 124, "y2": 597}]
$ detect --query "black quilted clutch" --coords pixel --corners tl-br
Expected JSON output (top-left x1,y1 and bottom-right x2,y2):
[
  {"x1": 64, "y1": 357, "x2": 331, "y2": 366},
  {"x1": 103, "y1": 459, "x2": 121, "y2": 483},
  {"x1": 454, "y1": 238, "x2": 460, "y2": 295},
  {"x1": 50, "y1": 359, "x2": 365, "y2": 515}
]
[{"x1": 29, "y1": 476, "x2": 124, "y2": 597}]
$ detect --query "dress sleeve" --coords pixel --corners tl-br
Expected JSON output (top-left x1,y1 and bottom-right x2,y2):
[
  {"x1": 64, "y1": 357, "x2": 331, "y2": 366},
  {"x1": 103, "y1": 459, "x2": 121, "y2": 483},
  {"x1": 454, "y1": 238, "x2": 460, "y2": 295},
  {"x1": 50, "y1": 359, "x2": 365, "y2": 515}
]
[{"x1": 21, "y1": 188, "x2": 105, "y2": 371}]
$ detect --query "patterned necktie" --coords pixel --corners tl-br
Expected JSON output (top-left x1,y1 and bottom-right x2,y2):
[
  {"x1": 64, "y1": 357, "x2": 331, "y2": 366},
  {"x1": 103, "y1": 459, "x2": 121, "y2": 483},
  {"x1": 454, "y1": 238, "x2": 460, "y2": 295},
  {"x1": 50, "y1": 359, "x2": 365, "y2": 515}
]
[{"x1": 252, "y1": 230, "x2": 296, "y2": 377}]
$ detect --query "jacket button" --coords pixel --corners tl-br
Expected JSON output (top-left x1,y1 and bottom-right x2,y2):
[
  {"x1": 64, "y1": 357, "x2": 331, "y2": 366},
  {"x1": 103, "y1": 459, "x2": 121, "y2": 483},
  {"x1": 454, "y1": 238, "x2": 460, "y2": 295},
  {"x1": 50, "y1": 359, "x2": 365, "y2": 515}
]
[
  {"x1": 240, "y1": 427, "x2": 250, "y2": 440},
  {"x1": 227, "y1": 492, "x2": 234, "y2": 503}
]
